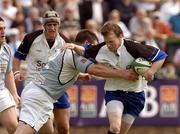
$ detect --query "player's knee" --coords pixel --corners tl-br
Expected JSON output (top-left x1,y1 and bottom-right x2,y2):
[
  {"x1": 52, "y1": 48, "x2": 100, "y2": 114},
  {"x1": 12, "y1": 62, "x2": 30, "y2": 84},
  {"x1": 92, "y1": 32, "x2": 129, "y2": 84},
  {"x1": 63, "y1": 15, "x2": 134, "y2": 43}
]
[
  {"x1": 57, "y1": 124, "x2": 69, "y2": 134},
  {"x1": 58, "y1": 128, "x2": 69, "y2": 134},
  {"x1": 39, "y1": 123, "x2": 54, "y2": 134},
  {"x1": 56, "y1": 118, "x2": 70, "y2": 132},
  {"x1": 110, "y1": 123, "x2": 120, "y2": 134},
  {"x1": 6, "y1": 122, "x2": 17, "y2": 134}
]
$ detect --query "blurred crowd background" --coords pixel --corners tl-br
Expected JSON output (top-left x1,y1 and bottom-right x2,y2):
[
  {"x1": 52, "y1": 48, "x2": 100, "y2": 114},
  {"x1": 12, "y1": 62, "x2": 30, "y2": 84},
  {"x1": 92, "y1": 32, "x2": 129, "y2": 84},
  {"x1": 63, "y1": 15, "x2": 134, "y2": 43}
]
[{"x1": 1, "y1": 0, "x2": 180, "y2": 79}]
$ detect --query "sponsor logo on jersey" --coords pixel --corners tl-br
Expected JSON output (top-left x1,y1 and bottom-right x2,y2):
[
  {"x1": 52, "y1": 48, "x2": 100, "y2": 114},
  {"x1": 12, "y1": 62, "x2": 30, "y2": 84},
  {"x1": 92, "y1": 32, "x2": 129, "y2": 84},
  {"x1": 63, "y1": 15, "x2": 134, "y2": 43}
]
[
  {"x1": 81, "y1": 58, "x2": 87, "y2": 64},
  {"x1": 36, "y1": 60, "x2": 47, "y2": 71}
]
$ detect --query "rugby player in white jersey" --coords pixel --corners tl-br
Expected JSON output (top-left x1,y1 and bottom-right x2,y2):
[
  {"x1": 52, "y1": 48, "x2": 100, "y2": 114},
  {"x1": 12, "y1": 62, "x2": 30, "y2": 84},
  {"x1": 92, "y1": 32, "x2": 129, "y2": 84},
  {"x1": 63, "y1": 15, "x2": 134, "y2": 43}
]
[
  {"x1": 63, "y1": 22, "x2": 168, "y2": 134},
  {"x1": 14, "y1": 34, "x2": 140, "y2": 133},
  {"x1": 13, "y1": 11, "x2": 70, "y2": 134},
  {"x1": 0, "y1": 17, "x2": 20, "y2": 134}
]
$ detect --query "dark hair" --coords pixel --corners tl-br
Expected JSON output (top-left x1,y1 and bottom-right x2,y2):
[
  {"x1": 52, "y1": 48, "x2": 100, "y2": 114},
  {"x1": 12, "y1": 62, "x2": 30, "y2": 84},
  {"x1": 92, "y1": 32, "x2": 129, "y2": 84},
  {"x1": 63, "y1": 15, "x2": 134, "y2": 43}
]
[
  {"x1": 75, "y1": 29, "x2": 99, "y2": 45},
  {"x1": 101, "y1": 21, "x2": 123, "y2": 37},
  {"x1": 0, "y1": 17, "x2": 4, "y2": 22}
]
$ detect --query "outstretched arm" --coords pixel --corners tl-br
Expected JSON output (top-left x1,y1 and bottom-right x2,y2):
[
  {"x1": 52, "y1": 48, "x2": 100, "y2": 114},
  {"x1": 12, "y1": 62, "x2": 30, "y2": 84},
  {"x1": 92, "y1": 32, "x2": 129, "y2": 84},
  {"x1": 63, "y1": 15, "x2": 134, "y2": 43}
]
[
  {"x1": 69, "y1": 49, "x2": 139, "y2": 81},
  {"x1": 87, "y1": 64, "x2": 139, "y2": 81}
]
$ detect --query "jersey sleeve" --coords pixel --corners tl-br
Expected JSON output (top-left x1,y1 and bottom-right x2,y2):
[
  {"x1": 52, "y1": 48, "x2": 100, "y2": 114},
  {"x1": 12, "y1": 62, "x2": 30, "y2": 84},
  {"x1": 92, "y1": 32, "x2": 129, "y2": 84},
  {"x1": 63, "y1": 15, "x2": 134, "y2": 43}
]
[
  {"x1": 14, "y1": 35, "x2": 29, "y2": 60},
  {"x1": 84, "y1": 42, "x2": 106, "y2": 59},
  {"x1": 151, "y1": 50, "x2": 168, "y2": 62},
  {"x1": 125, "y1": 39, "x2": 168, "y2": 62},
  {"x1": 14, "y1": 30, "x2": 43, "y2": 60}
]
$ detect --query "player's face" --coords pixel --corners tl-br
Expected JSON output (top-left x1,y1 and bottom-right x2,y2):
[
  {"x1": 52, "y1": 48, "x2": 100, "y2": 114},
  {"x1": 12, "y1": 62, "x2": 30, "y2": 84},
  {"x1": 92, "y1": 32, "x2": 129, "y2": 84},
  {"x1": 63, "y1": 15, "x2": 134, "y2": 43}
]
[
  {"x1": 44, "y1": 22, "x2": 59, "y2": 40},
  {"x1": 104, "y1": 32, "x2": 122, "y2": 53},
  {"x1": 0, "y1": 21, "x2": 6, "y2": 44}
]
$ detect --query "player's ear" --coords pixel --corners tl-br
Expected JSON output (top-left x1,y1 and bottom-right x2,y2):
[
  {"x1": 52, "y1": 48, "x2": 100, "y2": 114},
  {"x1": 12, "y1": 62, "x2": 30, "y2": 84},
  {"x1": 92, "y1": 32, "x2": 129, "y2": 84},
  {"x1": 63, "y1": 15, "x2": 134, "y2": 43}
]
[{"x1": 119, "y1": 33, "x2": 124, "y2": 38}]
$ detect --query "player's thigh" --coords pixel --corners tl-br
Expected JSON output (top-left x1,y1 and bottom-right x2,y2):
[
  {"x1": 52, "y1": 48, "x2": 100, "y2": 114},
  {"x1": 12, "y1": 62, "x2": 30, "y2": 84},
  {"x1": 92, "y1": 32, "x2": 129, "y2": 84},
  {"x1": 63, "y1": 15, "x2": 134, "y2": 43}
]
[
  {"x1": 39, "y1": 116, "x2": 54, "y2": 134},
  {"x1": 20, "y1": 83, "x2": 54, "y2": 132},
  {"x1": 53, "y1": 92, "x2": 70, "y2": 125},
  {"x1": 0, "y1": 106, "x2": 18, "y2": 128},
  {"x1": 53, "y1": 108, "x2": 70, "y2": 125},
  {"x1": 14, "y1": 121, "x2": 35, "y2": 134},
  {"x1": 106, "y1": 100, "x2": 124, "y2": 127},
  {"x1": 0, "y1": 88, "x2": 16, "y2": 113}
]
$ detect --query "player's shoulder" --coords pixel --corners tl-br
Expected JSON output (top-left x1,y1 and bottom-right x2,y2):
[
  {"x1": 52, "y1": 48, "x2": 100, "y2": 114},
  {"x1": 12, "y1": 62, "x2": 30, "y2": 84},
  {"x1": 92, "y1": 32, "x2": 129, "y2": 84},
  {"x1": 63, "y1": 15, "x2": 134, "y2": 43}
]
[
  {"x1": 124, "y1": 38, "x2": 141, "y2": 45},
  {"x1": 99, "y1": 44, "x2": 109, "y2": 53},
  {"x1": 24, "y1": 30, "x2": 43, "y2": 42},
  {"x1": 64, "y1": 49, "x2": 83, "y2": 63},
  {"x1": 124, "y1": 38, "x2": 144, "y2": 52},
  {"x1": 61, "y1": 49, "x2": 77, "y2": 66}
]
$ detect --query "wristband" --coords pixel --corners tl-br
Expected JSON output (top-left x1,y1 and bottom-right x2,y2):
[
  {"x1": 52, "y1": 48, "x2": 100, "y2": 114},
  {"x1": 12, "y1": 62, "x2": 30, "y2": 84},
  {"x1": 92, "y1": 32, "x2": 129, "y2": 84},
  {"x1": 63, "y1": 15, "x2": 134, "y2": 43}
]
[{"x1": 14, "y1": 71, "x2": 20, "y2": 77}]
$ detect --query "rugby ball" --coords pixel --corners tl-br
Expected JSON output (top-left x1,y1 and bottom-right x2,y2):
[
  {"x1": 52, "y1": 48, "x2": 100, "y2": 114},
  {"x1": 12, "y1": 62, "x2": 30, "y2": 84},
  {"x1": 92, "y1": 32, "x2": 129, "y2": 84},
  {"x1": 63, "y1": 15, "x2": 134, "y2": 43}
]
[{"x1": 131, "y1": 57, "x2": 152, "y2": 75}]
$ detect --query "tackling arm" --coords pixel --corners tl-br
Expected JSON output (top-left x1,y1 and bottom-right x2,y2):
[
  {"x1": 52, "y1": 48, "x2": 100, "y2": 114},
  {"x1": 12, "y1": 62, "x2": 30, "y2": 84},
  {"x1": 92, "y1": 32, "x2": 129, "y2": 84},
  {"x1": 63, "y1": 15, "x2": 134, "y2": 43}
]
[{"x1": 87, "y1": 64, "x2": 139, "y2": 81}]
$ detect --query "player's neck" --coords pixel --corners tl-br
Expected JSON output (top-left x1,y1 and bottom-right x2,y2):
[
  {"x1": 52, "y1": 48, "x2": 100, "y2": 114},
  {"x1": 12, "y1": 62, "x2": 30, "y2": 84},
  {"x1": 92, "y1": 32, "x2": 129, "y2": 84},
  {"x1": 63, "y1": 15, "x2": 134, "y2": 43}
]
[{"x1": 47, "y1": 39, "x2": 55, "y2": 49}]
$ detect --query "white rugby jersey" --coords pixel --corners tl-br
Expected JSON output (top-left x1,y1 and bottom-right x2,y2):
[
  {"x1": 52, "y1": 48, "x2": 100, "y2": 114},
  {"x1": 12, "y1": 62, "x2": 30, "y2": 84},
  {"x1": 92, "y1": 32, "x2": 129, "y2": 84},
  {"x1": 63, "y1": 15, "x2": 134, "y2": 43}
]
[
  {"x1": 34, "y1": 49, "x2": 94, "y2": 100},
  {"x1": 90, "y1": 39, "x2": 167, "y2": 92},
  {"x1": 0, "y1": 44, "x2": 12, "y2": 90},
  {"x1": 96, "y1": 43, "x2": 147, "y2": 92},
  {"x1": 15, "y1": 30, "x2": 68, "y2": 85}
]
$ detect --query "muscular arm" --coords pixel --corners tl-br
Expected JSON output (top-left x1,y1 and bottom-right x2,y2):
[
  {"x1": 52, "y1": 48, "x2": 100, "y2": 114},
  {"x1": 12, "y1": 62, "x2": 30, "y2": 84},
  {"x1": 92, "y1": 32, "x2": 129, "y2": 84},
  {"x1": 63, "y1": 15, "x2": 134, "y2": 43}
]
[
  {"x1": 13, "y1": 57, "x2": 21, "y2": 73},
  {"x1": 143, "y1": 49, "x2": 168, "y2": 81},
  {"x1": 150, "y1": 58, "x2": 166, "y2": 74},
  {"x1": 69, "y1": 48, "x2": 138, "y2": 81},
  {"x1": 74, "y1": 44, "x2": 85, "y2": 56},
  {"x1": 13, "y1": 57, "x2": 22, "y2": 81},
  {"x1": 87, "y1": 64, "x2": 139, "y2": 81},
  {"x1": 144, "y1": 58, "x2": 166, "y2": 81}
]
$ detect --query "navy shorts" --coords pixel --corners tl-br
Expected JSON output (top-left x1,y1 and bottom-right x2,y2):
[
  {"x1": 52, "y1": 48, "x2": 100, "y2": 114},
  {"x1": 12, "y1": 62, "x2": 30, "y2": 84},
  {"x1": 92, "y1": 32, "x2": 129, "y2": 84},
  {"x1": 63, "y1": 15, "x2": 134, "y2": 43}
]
[
  {"x1": 105, "y1": 90, "x2": 145, "y2": 117},
  {"x1": 53, "y1": 92, "x2": 70, "y2": 109}
]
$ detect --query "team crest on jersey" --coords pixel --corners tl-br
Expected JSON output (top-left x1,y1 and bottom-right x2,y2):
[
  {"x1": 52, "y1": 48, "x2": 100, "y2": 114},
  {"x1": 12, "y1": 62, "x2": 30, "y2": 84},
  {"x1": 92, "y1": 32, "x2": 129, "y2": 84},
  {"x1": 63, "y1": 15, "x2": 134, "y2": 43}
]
[{"x1": 81, "y1": 58, "x2": 87, "y2": 64}]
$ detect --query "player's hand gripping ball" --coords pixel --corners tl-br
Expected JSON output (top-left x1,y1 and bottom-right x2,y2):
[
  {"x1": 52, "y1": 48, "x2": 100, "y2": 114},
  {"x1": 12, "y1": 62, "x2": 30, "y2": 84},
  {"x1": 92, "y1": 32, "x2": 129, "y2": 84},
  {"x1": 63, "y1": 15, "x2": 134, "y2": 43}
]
[{"x1": 131, "y1": 57, "x2": 152, "y2": 76}]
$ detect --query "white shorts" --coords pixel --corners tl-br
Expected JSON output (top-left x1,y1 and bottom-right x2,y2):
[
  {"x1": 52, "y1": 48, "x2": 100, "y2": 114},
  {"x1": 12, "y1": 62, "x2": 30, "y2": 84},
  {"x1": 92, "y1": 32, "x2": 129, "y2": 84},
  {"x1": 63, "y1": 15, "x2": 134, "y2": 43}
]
[
  {"x1": 19, "y1": 82, "x2": 55, "y2": 132},
  {"x1": 0, "y1": 88, "x2": 16, "y2": 112}
]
